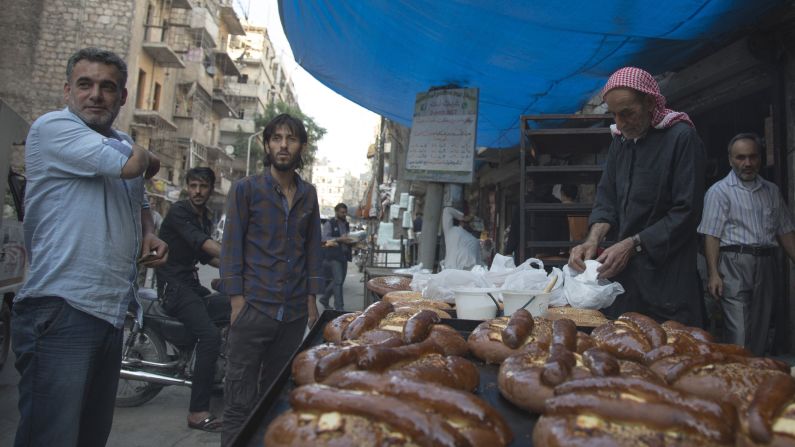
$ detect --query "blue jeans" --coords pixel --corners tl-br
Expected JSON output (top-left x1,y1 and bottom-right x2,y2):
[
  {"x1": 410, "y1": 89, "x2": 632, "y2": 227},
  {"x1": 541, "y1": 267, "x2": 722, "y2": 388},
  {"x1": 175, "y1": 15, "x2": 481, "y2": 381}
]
[
  {"x1": 322, "y1": 259, "x2": 347, "y2": 310},
  {"x1": 12, "y1": 296, "x2": 123, "y2": 447}
]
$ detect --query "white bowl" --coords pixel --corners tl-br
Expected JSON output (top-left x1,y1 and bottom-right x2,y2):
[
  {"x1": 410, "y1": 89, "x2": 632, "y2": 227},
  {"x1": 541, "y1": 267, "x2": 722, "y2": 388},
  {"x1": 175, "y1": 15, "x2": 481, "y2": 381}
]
[
  {"x1": 452, "y1": 287, "x2": 501, "y2": 320},
  {"x1": 501, "y1": 290, "x2": 550, "y2": 317}
]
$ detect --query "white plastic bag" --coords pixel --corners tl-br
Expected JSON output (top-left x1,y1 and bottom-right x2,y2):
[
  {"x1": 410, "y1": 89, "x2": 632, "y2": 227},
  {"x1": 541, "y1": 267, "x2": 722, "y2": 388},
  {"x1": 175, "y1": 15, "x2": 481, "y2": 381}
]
[
  {"x1": 485, "y1": 257, "x2": 543, "y2": 287},
  {"x1": 501, "y1": 265, "x2": 566, "y2": 307},
  {"x1": 562, "y1": 260, "x2": 625, "y2": 309},
  {"x1": 393, "y1": 263, "x2": 430, "y2": 276},
  {"x1": 420, "y1": 269, "x2": 492, "y2": 302},
  {"x1": 500, "y1": 268, "x2": 548, "y2": 290},
  {"x1": 489, "y1": 253, "x2": 516, "y2": 272}
]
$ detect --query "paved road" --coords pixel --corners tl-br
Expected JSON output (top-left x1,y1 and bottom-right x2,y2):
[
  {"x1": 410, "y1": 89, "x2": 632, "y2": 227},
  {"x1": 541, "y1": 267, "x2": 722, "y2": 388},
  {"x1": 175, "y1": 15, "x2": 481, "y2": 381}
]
[{"x1": 0, "y1": 262, "x2": 365, "y2": 446}]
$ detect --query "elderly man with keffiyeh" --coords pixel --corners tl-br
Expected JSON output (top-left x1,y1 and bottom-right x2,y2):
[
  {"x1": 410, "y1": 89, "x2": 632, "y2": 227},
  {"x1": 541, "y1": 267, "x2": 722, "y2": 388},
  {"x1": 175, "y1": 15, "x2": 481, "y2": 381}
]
[{"x1": 568, "y1": 67, "x2": 706, "y2": 327}]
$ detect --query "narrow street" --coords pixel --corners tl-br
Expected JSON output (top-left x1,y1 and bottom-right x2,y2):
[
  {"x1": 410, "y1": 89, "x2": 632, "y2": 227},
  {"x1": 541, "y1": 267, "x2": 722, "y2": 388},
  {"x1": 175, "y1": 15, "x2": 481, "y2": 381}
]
[{"x1": 0, "y1": 262, "x2": 366, "y2": 446}]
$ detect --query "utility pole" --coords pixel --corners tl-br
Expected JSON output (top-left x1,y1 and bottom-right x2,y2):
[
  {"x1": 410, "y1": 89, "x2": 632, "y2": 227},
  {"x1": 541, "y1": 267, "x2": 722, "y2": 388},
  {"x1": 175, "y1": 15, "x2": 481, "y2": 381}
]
[
  {"x1": 246, "y1": 129, "x2": 263, "y2": 177},
  {"x1": 418, "y1": 182, "x2": 444, "y2": 270}
]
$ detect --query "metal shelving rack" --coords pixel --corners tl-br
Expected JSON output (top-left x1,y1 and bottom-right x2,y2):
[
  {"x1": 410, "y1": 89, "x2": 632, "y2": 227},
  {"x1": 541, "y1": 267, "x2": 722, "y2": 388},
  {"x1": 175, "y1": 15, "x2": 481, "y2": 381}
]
[{"x1": 518, "y1": 114, "x2": 613, "y2": 265}]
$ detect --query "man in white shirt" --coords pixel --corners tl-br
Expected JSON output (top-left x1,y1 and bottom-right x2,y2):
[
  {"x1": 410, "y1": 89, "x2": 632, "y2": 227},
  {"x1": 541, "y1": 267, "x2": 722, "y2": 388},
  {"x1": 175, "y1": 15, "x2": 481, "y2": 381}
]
[
  {"x1": 441, "y1": 206, "x2": 482, "y2": 270},
  {"x1": 698, "y1": 133, "x2": 795, "y2": 355}
]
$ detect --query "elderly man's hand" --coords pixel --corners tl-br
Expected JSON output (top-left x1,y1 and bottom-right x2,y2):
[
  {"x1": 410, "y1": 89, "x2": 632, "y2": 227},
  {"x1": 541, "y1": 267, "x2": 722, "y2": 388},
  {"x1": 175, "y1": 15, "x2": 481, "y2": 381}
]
[
  {"x1": 707, "y1": 274, "x2": 723, "y2": 300},
  {"x1": 568, "y1": 241, "x2": 598, "y2": 272},
  {"x1": 595, "y1": 238, "x2": 634, "y2": 279}
]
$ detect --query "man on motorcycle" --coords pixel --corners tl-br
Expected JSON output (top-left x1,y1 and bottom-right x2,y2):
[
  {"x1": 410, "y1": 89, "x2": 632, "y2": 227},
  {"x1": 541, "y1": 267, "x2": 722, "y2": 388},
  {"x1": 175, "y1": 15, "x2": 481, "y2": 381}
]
[{"x1": 156, "y1": 167, "x2": 228, "y2": 432}]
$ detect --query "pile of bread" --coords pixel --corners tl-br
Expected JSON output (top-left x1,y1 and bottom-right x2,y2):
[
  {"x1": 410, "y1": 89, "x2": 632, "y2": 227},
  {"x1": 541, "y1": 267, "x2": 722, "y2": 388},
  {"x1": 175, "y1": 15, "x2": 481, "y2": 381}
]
[
  {"x1": 266, "y1": 295, "x2": 795, "y2": 446},
  {"x1": 473, "y1": 309, "x2": 795, "y2": 446},
  {"x1": 264, "y1": 297, "x2": 512, "y2": 446}
]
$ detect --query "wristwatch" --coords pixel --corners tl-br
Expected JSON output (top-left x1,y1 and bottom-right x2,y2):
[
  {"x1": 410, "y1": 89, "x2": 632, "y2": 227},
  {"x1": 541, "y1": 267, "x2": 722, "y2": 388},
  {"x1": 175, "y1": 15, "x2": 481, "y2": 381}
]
[{"x1": 631, "y1": 234, "x2": 642, "y2": 253}]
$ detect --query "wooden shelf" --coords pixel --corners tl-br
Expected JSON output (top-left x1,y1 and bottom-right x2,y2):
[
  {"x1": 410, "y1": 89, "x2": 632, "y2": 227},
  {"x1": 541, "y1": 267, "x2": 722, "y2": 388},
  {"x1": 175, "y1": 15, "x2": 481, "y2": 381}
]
[
  {"x1": 521, "y1": 114, "x2": 612, "y2": 121},
  {"x1": 522, "y1": 203, "x2": 593, "y2": 213},
  {"x1": 525, "y1": 129, "x2": 612, "y2": 155},
  {"x1": 525, "y1": 165, "x2": 603, "y2": 184},
  {"x1": 517, "y1": 114, "x2": 611, "y2": 264},
  {"x1": 526, "y1": 240, "x2": 579, "y2": 248}
]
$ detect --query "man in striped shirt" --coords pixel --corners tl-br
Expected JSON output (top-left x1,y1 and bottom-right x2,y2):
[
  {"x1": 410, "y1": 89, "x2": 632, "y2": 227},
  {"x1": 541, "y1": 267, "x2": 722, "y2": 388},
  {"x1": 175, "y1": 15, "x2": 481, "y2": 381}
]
[
  {"x1": 219, "y1": 114, "x2": 324, "y2": 445},
  {"x1": 698, "y1": 133, "x2": 795, "y2": 355}
]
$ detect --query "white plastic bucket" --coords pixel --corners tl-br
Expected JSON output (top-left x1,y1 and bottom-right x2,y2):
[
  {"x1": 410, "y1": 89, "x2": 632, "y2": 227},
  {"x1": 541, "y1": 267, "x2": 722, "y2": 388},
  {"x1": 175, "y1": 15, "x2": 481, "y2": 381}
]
[
  {"x1": 452, "y1": 287, "x2": 501, "y2": 320},
  {"x1": 501, "y1": 290, "x2": 550, "y2": 317}
]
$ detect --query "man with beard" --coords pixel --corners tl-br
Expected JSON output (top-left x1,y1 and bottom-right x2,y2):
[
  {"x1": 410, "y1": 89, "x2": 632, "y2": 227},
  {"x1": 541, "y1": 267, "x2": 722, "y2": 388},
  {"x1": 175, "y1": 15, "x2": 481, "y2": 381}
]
[
  {"x1": 568, "y1": 66, "x2": 706, "y2": 327},
  {"x1": 11, "y1": 47, "x2": 167, "y2": 447},
  {"x1": 155, "y1": 167, "x2": 228, "y2": 431},
  {"x1": 698, "y1": 133, "x2": 795, "y2": 355},
  {"x1": 219, "y1": 114, "x2": 323, "y2": 445},
  {"x1": 320, "y1": 202, "x2": 356, "y2": 310}
]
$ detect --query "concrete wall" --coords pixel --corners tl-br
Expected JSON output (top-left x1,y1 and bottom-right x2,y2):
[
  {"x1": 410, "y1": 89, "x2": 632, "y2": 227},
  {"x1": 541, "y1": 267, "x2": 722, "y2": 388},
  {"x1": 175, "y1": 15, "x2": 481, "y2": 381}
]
[
  {"x1": 0, "y1": 0, "x2": 136, "y2": 126},
  {"x1": 0, "y1": 0, "x2": 141, "y2": 171}
]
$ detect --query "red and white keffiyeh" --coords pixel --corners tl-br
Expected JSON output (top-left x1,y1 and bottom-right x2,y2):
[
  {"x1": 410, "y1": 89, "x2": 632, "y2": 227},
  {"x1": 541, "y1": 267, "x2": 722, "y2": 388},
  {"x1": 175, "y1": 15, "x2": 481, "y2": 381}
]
[{"x1": 601, "y1": 67, "x2": 693, "y2": 136}]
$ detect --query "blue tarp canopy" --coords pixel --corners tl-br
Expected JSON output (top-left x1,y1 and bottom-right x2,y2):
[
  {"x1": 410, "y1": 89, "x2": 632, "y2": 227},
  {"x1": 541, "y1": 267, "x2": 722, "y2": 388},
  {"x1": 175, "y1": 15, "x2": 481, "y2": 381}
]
[{"x1": 279, "y1": 1, "x2": 784, "y2": 148}]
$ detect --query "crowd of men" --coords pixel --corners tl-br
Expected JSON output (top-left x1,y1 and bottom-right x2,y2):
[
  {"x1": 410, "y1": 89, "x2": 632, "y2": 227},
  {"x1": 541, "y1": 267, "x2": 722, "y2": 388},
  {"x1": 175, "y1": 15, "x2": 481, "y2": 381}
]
[{"x1": 8, "y1": 47, "x2": 795, "y2": 447}]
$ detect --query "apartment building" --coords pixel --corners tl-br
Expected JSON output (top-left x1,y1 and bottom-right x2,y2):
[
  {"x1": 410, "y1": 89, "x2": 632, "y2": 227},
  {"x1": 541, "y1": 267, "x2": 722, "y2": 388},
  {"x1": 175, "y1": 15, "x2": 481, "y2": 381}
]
[
  {"x1": 220, "y1": 23, "x2": 300, "y2": 178},
  {"x1": 0, "y1": 0, "x2": 246, "y2": 216}
]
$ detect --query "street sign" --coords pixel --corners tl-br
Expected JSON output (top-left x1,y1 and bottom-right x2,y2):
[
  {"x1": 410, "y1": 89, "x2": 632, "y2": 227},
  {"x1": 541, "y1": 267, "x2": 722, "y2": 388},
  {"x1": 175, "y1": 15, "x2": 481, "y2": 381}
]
[{"x1": 405, "y1": 88, "x2": 478, "y2": 183}]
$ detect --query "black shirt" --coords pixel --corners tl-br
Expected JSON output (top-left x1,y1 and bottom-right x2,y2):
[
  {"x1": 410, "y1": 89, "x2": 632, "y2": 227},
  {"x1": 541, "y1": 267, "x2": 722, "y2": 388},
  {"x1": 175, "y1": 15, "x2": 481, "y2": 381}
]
[
  {"x1": 156, "y1": 200, "x2": 213, "y2": 286},
  {"x1": 589, "y1": 122, "x2": 705, "y2": 326}
]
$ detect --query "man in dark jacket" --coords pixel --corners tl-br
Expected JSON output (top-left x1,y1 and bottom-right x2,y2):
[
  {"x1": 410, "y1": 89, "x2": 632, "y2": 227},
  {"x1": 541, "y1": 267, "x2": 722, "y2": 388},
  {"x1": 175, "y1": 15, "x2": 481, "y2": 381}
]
[
  {"x1": 320, "y1": 203, "x2": 356, "y2": 310},
  {"x1": 568, "y1": 67, "x2": 706, "y2": 327}
]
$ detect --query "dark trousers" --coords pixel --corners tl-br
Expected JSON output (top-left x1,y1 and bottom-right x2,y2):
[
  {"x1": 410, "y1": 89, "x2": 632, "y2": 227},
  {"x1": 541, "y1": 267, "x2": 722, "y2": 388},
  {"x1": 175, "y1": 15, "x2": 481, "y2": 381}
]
[
  {"x1": 160, "y1": 280, "x2": 227, "y2": 413},
  {"x1": 12, "y1": 296, "x2": 123, "y2": 447},
  {"x1": 322, "y1": 259, "x2": 347, "y2": 310},
  {"x1": 222, "y1": 303, "x2": 307, "y2": 446},
  {"x1": 719, "y1": 251, "x2": 776, "y2": 356}
]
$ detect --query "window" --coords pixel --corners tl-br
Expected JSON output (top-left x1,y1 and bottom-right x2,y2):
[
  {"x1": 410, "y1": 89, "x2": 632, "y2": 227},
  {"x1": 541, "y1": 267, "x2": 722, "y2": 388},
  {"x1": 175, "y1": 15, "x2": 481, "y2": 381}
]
[
  {"x1": 152, "y1": 82, "x2": 161, "y2": 111},
  {"x1": 135, "y1": 69, "x2": 147, "y2": 109}
]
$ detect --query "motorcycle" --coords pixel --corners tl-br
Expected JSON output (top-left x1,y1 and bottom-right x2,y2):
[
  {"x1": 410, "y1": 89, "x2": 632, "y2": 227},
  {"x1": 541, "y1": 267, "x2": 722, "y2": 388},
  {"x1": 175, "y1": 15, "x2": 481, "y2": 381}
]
[
  {"x1": 116, "y1": 288, "x2": 229, "y2": 407},
  {"x1": 352, "y1": 241, "x2": 369, "y2": 273}
]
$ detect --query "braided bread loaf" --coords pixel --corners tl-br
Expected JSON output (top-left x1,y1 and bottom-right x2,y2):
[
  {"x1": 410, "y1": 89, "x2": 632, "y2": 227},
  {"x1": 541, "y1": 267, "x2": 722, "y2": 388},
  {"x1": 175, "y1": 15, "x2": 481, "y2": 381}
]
[
  {"x1": 323, "y1": 302, "x2": 467, "y2": 356},
  {"x1": 467, "y1": 309, "x2": 554, "y2": 364},
  {"x1": 533, "y1": 376, "x2": 738, "y2": 446},
  {"x1": 292, "y1": 336, "x2": 480, "y2": 391},
  {"x1": 498, "y1": 318, "x2": 660, "y2": 413},
  {"x1": 265, "y1": 372, "x2": 512, "y2": 447}
]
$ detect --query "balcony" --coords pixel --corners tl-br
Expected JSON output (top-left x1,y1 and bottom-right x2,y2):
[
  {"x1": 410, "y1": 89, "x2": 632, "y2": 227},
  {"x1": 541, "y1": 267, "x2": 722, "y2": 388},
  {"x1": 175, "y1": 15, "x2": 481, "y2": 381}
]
[
  {"x1": 214, "y1": 51, "x2": 241, "y2": 77},
  {"x1": 174, "y1": 117, "x2": 212, "y2": 146},
  {"x1": 220, "y1": 117, "x2": 255, "y2": 134},
  {"x1": 141, "y1": 25, "x2": 185, "y2": 68},
  {"x1": 132, "y1": 109, "x2": 178, "y2": 131},
  {"x1": 206, "y1": 144, "x2": 234, "y2": 163},
  {"x1": 179, "y1": 65, "x2": 214, "y2": 100},
  {"x1": 190, "y1": 8, "x2": 218, "y2": 49},
  {"x1": 212, "y1": 89, "x2": 237, "y2": 118},
  {"x1": 171, "y1": 0, "x2": 193, "y2": 9},
  {"x1": 219, "y1": 4, "x2": 246, "y2": 36}
]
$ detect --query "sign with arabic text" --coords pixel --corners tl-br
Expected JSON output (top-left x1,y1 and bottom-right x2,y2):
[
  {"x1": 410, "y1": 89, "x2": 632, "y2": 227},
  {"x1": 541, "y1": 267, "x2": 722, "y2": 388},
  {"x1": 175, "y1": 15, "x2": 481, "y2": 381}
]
[{"x1": 405, "y1": 88, "x2": 478, "y2": 183}]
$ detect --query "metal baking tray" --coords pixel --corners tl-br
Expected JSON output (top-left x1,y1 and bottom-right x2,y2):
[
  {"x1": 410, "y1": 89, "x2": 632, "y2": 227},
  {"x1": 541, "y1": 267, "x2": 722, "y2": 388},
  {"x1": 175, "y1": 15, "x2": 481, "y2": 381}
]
[{"x1": 231, "y1": 310, "x2": 538, "y2": 447}]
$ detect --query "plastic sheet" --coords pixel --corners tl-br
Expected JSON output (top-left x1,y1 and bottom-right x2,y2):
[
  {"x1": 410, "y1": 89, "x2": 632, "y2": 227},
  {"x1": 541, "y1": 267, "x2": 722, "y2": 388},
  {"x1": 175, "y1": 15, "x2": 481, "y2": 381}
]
[{"x1": 280, "y1": 0, "x2": 783, "y2": 148}]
